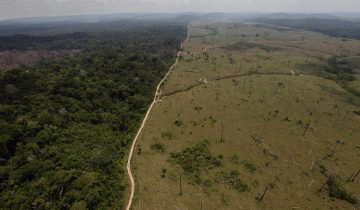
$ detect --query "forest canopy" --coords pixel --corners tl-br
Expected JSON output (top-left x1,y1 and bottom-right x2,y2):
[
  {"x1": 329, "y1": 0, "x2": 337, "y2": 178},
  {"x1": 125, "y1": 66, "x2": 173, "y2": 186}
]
[
  {"x1": 0, "y1": 20, "x2": 188, "y2": 209},
  {"x1": 254, "y1": 18, "x2": 360, "y2": 40}
]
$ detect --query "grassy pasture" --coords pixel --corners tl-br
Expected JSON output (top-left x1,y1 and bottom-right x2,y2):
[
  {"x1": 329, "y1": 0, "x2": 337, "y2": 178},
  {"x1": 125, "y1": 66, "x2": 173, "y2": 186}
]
[{"x1": 132, "y1": 21, "x2": 360, "y2": 209}]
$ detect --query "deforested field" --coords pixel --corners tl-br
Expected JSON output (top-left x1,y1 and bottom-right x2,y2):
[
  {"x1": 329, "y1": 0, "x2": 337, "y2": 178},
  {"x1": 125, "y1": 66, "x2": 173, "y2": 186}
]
[{"x1": 131, "y1": 21, "x2": 360, "y2": 209}]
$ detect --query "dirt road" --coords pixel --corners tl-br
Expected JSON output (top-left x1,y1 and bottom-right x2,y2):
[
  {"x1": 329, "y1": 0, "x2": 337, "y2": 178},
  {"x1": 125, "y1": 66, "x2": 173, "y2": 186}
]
[{"x1": 125, "y1": 33, "x2": 189, "y2": 210}]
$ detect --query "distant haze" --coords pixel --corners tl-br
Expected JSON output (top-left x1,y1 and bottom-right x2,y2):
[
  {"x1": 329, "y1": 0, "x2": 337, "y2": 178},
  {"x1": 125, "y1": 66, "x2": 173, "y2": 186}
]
[{"x1": 0, "y1": 0, "x2": 359, "y2": 20}]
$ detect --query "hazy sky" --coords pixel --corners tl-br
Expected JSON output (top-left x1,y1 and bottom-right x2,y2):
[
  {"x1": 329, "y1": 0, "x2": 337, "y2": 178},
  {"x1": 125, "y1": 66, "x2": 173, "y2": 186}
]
[{"x1": 0, "y1": 0, "x2": 359, "y2": 20}]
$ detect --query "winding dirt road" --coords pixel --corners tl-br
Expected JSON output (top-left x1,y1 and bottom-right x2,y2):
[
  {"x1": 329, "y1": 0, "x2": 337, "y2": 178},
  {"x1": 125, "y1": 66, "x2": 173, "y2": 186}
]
[{"x1": 125, "y1": 33, "x2": 189, "y2": 210}]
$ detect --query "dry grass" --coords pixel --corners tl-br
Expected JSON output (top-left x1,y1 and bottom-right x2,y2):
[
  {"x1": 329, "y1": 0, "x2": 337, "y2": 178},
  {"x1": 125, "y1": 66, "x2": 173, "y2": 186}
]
[{"x1": 131, "y1": 21, "x2": 360, "y2": 209}]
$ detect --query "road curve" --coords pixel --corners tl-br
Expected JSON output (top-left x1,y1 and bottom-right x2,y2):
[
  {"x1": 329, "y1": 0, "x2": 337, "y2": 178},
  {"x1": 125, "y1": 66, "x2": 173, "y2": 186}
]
[{"x1": 125, "y1": 32, "x2": 189, "y2": 210}]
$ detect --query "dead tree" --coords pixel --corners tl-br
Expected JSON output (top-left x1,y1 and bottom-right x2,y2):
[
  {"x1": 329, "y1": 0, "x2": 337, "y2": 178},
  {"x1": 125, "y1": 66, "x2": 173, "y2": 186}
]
[
  {"x1": 179, "y1": 174, "x2": 182, "y2": 195},
  {"x1": 220, "y1": 122, "x2": 225, "y2": 142},
  {"x1": 318, "y1": 180, "x2": 328, "y2": 193},
  {"x1": 348, "y1": 168, "x2": 360, "y2": 182},
  {"x1": 302, "y1": 120, "x2": 311, "y2": 136},
  {"x1": 257, "y1": 183, "x2": 273, "y2": 202},
  {"x1": 319, "y1": 174, "x2": 335, "y2": 192}
]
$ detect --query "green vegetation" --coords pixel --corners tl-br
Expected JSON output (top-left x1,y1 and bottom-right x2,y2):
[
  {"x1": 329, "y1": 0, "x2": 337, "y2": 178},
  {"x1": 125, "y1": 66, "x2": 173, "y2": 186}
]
[
  {"x1": 0, "y1": 32, "x2": 92, "y2": 51},
  {"x1": 150, "y1": 143, "x2": 166, "y2": 153},
  {"x1": 0, "y1": 21, "x2": 187, "y2": 209},
  {"x1": 169, "y1": 141, "x2": 221, "y2": 184},
  {"x1": 216, "y1": 170, "x2": 249, "y2": 192},
  {"x1": 255, "y1": 18, "x2": 360, "y2": 40},
  {"x1": 0, "y1": 19, "x2": 190, "y2": 50},
  {"x1": 161, "y1": 168, "x2": 167, "y2": 178},
  {"x1": 208, "y1": 116, "x2": 217, "y2": 124},
  {"x1": 161, "y1": 131, "x2": 175, "y2": 140},
  {"x1": 326, "y1": 56, "x2": 356, "y2": 81},
  {"x1": 297, "y1": 56, "x2": 360, "y2": 101},
  {"x1": 225, "y1": 41, "x2": 279, "y2": 53},
  {"x1": 327, "y1": 178, "x2": 357, "y2": 205},
  {"x1": 229, "y1": 155, "x2": 240, "y2": 165},
  {"x1": 242, "y1": 160, "x2": 257, "y2": 174},
  {"x1": 194, "y1": 106, "x2": 203, "y2": 111},
  {"x1": 174, "y1": 120, "x2": 183, "y2": 127}
]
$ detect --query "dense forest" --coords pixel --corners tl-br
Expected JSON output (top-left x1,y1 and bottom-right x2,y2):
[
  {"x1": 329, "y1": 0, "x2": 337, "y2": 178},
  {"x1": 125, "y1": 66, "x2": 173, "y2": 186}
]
[
  {"x1": 0, "y1": 20, "x2": 187, "y2": 209},
  {"x1": 0, "y1": 32, "x2": 92, "y2": 51},
  {"x1": 254, "y1": 18, "x2": 360, "y2": 40}
]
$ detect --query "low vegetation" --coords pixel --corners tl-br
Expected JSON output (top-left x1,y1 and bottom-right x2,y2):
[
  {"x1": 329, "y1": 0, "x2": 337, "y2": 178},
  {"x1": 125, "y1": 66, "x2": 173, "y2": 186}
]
[
  {"x1": 297, "y1": 56, "x2": 360, "y2": 102},
  {"x1": 326, "y1": 56, "x2": 357, "y2": 81},
  {"x1": 216, "y1": 170, "x2": 249, "y2": 192},
  {"x1": 169, "y1": 140, "x2": 221, "y2": 184},
  {"x1": 224, "y1": 41, "x2": 279, "y2": 53},
  {"x1": 132, "y1": 20, "x2": 360, "y2": 209},
  {"x1": 242, "y1": 160, "x2": 257, "y2": 174},
  {"x1": 161, "y1": 131, "x2": 175, "y2": 140},
  {"x1": 150, "y1": 143, "x2": 166, "y2": 153}
]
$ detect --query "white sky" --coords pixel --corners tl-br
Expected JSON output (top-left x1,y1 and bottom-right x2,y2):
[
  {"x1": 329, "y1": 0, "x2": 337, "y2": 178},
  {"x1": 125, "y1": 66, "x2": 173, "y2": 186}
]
[{"x1": 0, "y1": 0, "x2": 359, "y2": 20}]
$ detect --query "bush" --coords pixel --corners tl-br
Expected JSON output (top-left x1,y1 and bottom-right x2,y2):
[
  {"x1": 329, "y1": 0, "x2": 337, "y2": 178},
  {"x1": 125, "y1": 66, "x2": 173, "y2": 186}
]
[
  {"x1": 337, "y1": 73, "x2": 356, "y2": 81},
  {"x1": 169, "y1": 141, "x2": 221, "y2": 183},
  {"x1": 208, "y1": 116, "x2": 217, "y2": 124},
  {"x1": 242, "y1": 160, "x2": 257, "y2": 174},
  {"x1": 194, "y1": 106, "x2": 203, "y2": 111},
  {"x1": 161, "y1": 131, "x2": 175, "y2": 140},
  {"x1": 150, "y1": 143, "x2": 166, "y2": 153},
  {"x1": 216, "y1": 170, "x2": 249, "y2": 192},
  {"x1": 174, "y1": 120, "x2": 183, "y2": 127},
  {"x1": 229, "y1": 155, "x2": 240, "y2": 165}
]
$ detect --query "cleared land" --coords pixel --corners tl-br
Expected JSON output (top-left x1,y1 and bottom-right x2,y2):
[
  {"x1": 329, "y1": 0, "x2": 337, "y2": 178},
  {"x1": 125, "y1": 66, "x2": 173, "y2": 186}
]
[
  {"x1": 131, "y1": 21, "x2": 360, "y2": 209},
  {"x1": 0, "y1": 50, "x2": 80, "y2": 73}
]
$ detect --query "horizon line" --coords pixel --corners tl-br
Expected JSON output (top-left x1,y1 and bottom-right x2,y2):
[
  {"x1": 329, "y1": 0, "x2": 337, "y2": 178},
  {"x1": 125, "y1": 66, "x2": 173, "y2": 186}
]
[{"x1": 1, "y1": 11, "x2": 360, "y2": 22}]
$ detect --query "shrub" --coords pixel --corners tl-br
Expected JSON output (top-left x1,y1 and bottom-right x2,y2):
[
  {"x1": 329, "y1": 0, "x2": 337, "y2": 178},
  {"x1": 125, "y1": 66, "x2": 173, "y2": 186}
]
[
  {"x1": 161, "y1": 131, "x2": 175, "y2": 140},
  {"x1": 169, "y1": 140, "x2": 221, "y2": 183},
  {"x1": 150, "y1": 143, "x2": 165, "y2": 153},
  {"x1": 194, "y1": 106, "x2": 203, "y2": 111},
  {"x1": 229, "y1": 57, "x2": 236, "y2": 64},
  {"x1": 174, "y1": 120, "x2": 183, "y2": 127},
  {"x1": 216, "y1": 170, "x2": 249, "y2": 192},
  {"x1": 161, "y1": 168, "x2": 167, "y2": 178},
  {"x1": 242, "y1": 160, "x2": 257, "y2": 173},
  {"x1": 208, "y1": 116, "x2": 217, "y2": 124},
  {"x1": 229, "y1": 155, "x2": 240, "y2": 165}
]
